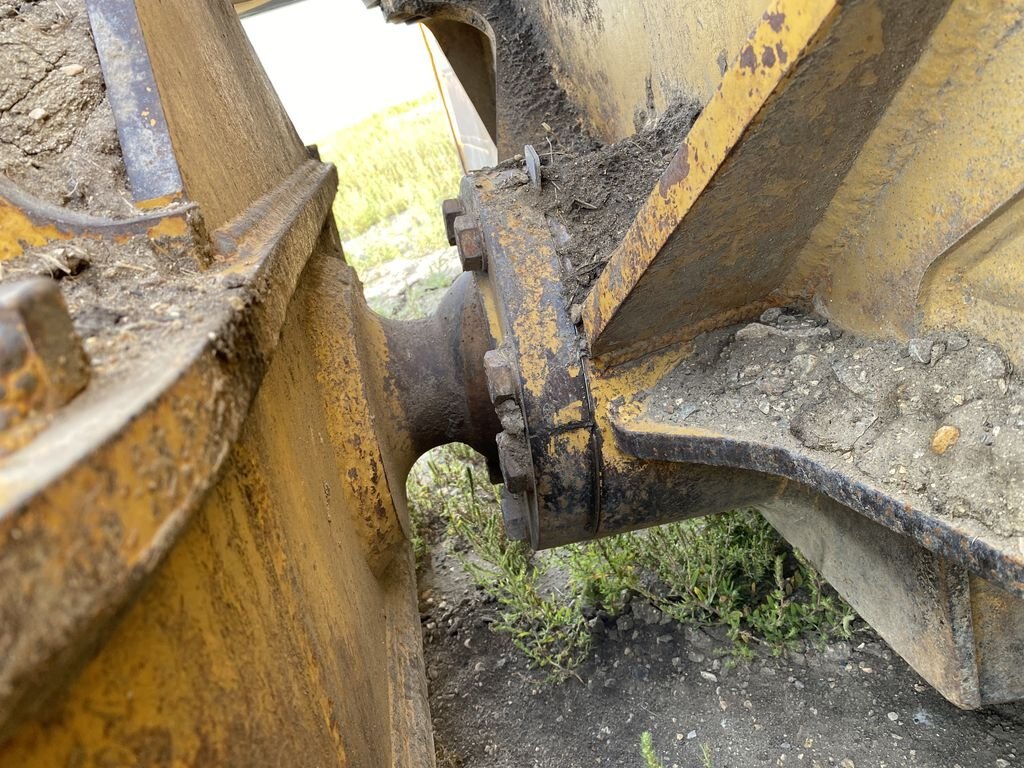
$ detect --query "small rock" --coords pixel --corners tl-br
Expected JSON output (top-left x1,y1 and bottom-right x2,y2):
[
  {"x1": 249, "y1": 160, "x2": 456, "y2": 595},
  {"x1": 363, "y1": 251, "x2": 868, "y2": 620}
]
[
  {"x1": 946, "y1": 333, "x2": 969, "y2": 351},
  {"x1": 632, "y1": 600, "x2": 661, "y2": 625},
  {"x1": 931, "y1": 425, "x2": 960, "y2": 455},
  {"x1": 687, "y1": 651, "x2": 705, "y2": 664},
  {"x1": 908, "y1": 337, "x2": 933, "y2": 365},
  {"x1": 700, "y1": 670, "x2": 718, "y2": 683},
  {"x1": 568, "y1": 303, "x2": 583, "y2": 325},
  {"x1": 28, "y1": 107, "x2": 49, "y2": 122},
  {"x1": 687, "y1": 730, "x2": 697, "y2": 740},
  {"x1": 61, "y1": 64, "x2": 85, "y2": 76},
  {"x1": 603, "y1": 677, "x2": 616, "y2": 689},
  {"x1": 760, "y1": 307, "x2": 783, "y2": 324},
  {"x1": 616, "y1": 615, "x2": 635, "y2": 633},
  {"x1": 473, "y1": 661, "x2": 485, "y2": 674},
  {"x1": 840, "y1": 760, "x2": 856, "y2": 768},
  {"x1": 887, "y1": 711, "x2": 899, "y2": 722},
  {"x1": 996, "y1": 760, "x2": 1010, "y2": 768}
]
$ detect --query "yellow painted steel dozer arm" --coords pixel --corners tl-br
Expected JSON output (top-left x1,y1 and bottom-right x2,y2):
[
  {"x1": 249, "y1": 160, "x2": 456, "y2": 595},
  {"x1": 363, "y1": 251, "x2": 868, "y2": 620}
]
[{"x1": 1, "y1": 0, "x2": 1024, "y2": 765}]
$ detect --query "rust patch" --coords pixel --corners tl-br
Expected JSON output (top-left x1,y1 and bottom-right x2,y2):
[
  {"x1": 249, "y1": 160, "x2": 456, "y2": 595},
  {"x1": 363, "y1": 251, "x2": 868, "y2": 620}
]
[
  {"x1": 739, "y1": 44, "x2": 758, "y2": 71},
  {"x1": 658, "y1": 144, "x2": 691, "y2": 199},
  {"x1": 764, "y1": 11, "x2": 786, "y2": 32},
  {"x1": 762, "y1": 45, "x2": 777, "y2": 68}
]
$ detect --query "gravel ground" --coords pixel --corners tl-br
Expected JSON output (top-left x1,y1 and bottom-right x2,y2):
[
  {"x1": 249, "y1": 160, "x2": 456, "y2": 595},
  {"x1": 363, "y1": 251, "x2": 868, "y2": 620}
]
[{"x1": 420, "y1": 540, "x2": 1024, "y2": 768}]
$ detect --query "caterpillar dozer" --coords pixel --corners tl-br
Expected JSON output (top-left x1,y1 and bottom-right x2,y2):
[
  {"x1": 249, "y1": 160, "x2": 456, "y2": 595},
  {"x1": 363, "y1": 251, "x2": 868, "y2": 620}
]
[{"x1": 1, "y1": 0, "x2": 1023, "y2": 764}]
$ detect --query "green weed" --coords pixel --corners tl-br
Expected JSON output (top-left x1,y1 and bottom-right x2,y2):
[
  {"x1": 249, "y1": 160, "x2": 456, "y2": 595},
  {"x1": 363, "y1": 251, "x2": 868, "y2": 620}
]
[
  {"x1": 566, "y1": 510, "x2": 855, "y2": 658},
  {"x1": 640, "y1": 731, "x2": 665, "y2": 768},
  {"x1": 701, "y1": 743, "x2": 714, "y2": 768},
  {"x1": 411, "y1": 442, "x2": 854, "y2": 675},
  {"x1": 408, "y1": 445, "x2": 590, "y2": 680}
]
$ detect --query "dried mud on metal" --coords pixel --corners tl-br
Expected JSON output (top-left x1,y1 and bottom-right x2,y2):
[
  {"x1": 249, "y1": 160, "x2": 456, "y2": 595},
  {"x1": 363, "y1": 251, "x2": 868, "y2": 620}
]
[
  {"x1": 0, "y1": 0, "x2": 129, "y2": 216},
  {"x1": 646, "y1": 310, "x2": 1023, "y2": 542},
  {"x1": 482, "y1": 99, "x2": 700, "y2": 307},
  {"x1": 1, "y1": 0, "x2": 218, "y2": 377}
]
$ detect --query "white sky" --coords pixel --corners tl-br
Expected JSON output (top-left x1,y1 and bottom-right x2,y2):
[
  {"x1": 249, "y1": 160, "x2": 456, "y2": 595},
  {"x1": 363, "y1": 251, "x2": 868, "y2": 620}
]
[{"x1": 242, "y1": 0, "x2": 438, "y2": 142}]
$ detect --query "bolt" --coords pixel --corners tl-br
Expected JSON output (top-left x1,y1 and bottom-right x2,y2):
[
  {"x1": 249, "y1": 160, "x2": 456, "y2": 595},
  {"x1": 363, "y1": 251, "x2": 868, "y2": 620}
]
[
  {"x1": 483, "y1": 348, "x2": 517, "y2": 405},
  {"x1": 441, "y1": 198, "x2": 463, "y2": 246},
  {"x1": 500, "y1": 489, "x2": 529, "y2": 542},
  {"x1": 454, "y1": 215, "x2": 486, "y2": 272},
  {"x1": 496, "y1": 430, "x2": 533, "y2": 494},
  {"x1": 0, "y1": 278, "x2": 89, "y2": 437}
]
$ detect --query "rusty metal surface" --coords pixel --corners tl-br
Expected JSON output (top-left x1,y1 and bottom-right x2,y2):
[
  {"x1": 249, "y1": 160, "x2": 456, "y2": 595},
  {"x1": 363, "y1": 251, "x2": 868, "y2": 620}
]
[
  {"x1": 0, "y1": 249, "x2": 433, "y2": 766},
  {"x1": 462, "y1": 173, "x2": 598, "y2": 548},
  {"x1": 0, "y1": 177, "x2": 195, "y2": 261},
  {"x1": 374, "y1": 272, "x2": 501, "y2": 470},
  {"x1": 612, "y1": 416, "x2": 1024, "y2": 599},
  {"x1": 0, "y1": 157, "x2": 337, "y2": 746},
  {"x1": 0, "y1": 279, "x2": 89, "y2": 455},
  {"x1": 759, "y1": 489, "x2": 1019, "y2": 710},
  {"x1": 583, "y1": 0, "x2": 952, "y2": 364},
  {"x1": 85, "y1": 0, "x2": 183, "y2": 206}
]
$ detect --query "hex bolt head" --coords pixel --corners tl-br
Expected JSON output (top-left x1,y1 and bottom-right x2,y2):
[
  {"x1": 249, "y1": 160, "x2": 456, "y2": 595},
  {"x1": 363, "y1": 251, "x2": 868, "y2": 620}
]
[
  {"x1": 496, "y1": 430, "x2": 533, "y2": 494},
  {"x1": 441, "y1": 198, "x2": 464, "y2": 246},
  {"x1": 0, "y1": 278, "x2": 89, "y2": 436},
  {"x1": 454, "y1": 215, "x2": 486, "y2": 272},
  {"x1": 500, "y1": 489, "x2": 529, "y2": 542},
  {"x1": 483, "y1": 348, "x2": 517, "y2": 405}
]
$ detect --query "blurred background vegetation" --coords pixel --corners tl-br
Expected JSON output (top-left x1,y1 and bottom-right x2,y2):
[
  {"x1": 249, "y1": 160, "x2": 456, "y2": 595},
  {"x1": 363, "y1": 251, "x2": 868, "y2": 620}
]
[{"x1": 318, "y1": 94, "x2": 462, "y2": 272}]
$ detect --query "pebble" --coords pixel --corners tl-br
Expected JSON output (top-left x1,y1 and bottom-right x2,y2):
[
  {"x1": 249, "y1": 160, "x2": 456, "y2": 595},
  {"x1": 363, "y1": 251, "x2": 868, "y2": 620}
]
[
  {"x1": 840, "y1": 759, "x2": 856, "y2": 768},
  {"x1": 947, "y1": 334, "x2": 969, "y2": 351},
  {"x1": 887, "y1": 711, "x2": 898, "y2": 722},
  {"x1": 700, "y1": 671, "x2": 718, "y2": 683},
  {"x1": 931, "y1": 425, "x2": 960, "y2": 455},
  {"x1": 908, "y1": 337, "x2": 933, "y2": 365},
  {"x1": 28, "y1": 107, "x2": 48, "y2": 121},
  {"x1": 61, "y1": 63, "x2": 85, "y2": 76}
]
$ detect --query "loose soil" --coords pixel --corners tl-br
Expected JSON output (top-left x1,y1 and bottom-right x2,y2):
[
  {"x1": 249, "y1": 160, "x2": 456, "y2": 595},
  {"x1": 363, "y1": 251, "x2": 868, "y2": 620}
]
[
  {"x1": 645, "y1": 309, "x2": 1023, "y2": 541},
  {"x1": 480, "y1": 99, "x2": 700, "y2": 306},
  {"x1": 421, "y1": 538, "x2": 1024, "y2": 768},
  {"x1": 0, "y1": 0, "x2": 212, "y2": 377},
  {"x1": 0, "y1": 0, "x2": 133, "y2": 216}
]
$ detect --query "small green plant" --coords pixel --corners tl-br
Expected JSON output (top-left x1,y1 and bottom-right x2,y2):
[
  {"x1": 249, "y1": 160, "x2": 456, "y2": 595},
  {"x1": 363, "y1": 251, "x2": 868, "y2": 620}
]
[
  {"x1": 565, "y1": 510, "x2": 855, "y2": 658},
  {"x1": 640, "y1": 731, "x2": 666, "y2": 768},
  {"x1": 701, "y1": 742, "x2": 713, "y2": 768},
  {"x1": 410, "y1": 447, "x2": 854, "y2": 676},
  {"x1": 408, "y1": 445, "x2": 591, "y2": 680}
]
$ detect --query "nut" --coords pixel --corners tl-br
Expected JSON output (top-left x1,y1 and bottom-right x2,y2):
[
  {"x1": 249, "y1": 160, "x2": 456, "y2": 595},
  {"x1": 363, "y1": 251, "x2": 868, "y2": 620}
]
[
  {"x1": 441, "y1": 198, "x2": 464, "y2": 246},
  {"x1": 496, "y1": 430, "x2": 533, "y2": 494},
  {"x1": 0, "y1": 278, "x2": 89, "y2": 441},
  {"x1": 454, "y1": 215, "x2": 486, "y2": 272},
  {"x1": 483, "y1": 348, "x2": 517, "y2": 405},
  {"x1": 500, "y1": 489, "x2": 529, "y2": 542}
]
